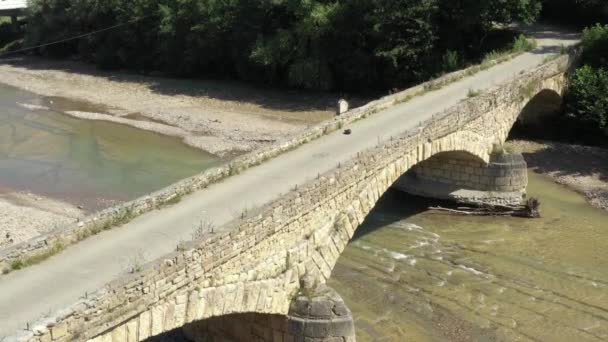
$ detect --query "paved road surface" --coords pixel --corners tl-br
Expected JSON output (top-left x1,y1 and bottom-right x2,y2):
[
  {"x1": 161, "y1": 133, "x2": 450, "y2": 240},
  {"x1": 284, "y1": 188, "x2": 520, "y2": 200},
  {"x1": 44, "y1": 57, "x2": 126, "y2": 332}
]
[{"x1": 0, "y1": 26, "x2": 579, "y2": 336}]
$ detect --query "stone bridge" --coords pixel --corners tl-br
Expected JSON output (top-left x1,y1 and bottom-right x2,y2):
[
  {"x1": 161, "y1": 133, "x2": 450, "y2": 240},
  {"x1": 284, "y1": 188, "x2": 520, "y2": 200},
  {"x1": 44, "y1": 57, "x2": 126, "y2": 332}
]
[{"x1": 11, "y1": 53, "x2": 574, "y2": 342}]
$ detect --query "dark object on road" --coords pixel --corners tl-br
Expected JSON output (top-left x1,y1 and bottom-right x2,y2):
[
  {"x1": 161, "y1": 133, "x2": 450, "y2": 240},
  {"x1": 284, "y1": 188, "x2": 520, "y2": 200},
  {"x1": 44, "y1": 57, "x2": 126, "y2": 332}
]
[{"x1": 343, "y1": 129, "x2": 352, "y2": 135}]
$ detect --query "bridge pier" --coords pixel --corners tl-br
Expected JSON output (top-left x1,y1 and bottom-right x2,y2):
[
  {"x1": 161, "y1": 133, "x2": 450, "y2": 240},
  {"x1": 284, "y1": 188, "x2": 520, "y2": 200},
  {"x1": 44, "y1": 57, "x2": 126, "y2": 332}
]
[
  {"x1": 287, "y1": 285, "x2": 356, "y2": 342},
  {"x1": 394, "y1": 150, "x2": 528, "y2": 206},
  {"x1": 182, "y1": 285, "x2": 355, "y2": 342}
]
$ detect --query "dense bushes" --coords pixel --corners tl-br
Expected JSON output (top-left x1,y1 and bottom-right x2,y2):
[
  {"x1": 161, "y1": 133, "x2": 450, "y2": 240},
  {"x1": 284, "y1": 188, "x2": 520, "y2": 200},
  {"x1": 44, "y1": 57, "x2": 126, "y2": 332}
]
[
  {"x1": 23, "y1": 0, "x2": 541, "y2": 92},
  {"x1": 0, "y1": 19, "x2": 21, "y2": 52},
  {"x1": 566, "y1": 65, "x2": 608, "y2": 132},
  {"x1": 541, "y1": 0, "x2": 607, "y2": 27},
  {"x1": 563, "y1": 25, "x2": 608, "y2": 141}
]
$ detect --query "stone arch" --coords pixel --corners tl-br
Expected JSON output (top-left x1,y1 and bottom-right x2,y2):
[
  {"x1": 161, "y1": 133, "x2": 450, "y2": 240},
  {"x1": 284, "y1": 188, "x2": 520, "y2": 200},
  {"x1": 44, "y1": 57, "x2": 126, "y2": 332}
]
[
  {"x1": 426, "y1": 130, "x2": 493, "y2": 164},
  {"x1": 509, "y1": 88, "x2": 564, "y2": 140},
  {"x1": 307, "y1": 129, "x2": 494, "y2": 284}
]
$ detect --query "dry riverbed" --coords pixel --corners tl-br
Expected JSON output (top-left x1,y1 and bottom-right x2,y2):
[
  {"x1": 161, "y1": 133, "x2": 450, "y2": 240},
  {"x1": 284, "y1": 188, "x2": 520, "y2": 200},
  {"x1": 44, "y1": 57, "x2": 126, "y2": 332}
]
[
  {"x1": 0, "y1": 57, "x2": 345, "y2": 156},
  {"x1": 506, "y1": 140, "x2": 608, "y2": 211}
]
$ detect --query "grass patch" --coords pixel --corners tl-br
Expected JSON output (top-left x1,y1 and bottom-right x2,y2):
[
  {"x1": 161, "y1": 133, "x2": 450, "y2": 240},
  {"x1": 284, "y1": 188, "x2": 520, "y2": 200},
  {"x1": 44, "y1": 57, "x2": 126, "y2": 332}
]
[
  {"x1": 520, "y1": 79, "x2": 541, "y2": 100},
  {"x1": 543, "y1": 54, "x2": 561, "y2": 64},
  {"x1": 127, "y1": 251, "x2": 145, "y2": 274},
  {"x1": 228, "y1": 163, "x2": 240, "y2": 176},
  {"x1": 10, "y1": 239, "x2": 66, "y2": 271},
  {"x1": 512, "y1": 34, "x2": 538, "y2": 53},
  {"x1": 467, "y1": 88, "x2": 482, "y2": 98},
  {"x1": 192, "y1": 218, "x2": 215, "y2": 240}
]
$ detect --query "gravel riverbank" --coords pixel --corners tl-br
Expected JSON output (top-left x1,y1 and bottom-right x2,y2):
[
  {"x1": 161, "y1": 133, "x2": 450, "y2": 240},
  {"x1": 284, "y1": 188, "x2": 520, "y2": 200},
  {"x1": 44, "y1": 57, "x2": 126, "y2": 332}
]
[
  {"x1": 0, "y1": 192, "x2": 83, "y2": 248},
  {"x1": 0, "y1": 57, "x2": 344, "y2": 156},
  {"x1": 506, "y1": 140, "x2": 608, "y2": 211}
]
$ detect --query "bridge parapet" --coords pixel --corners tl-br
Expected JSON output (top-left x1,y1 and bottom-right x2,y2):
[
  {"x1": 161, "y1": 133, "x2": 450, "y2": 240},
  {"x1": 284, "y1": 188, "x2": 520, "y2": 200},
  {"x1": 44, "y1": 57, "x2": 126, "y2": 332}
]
[{"x1": 8, "y1": 53, "x2": 575, "y2": 342}]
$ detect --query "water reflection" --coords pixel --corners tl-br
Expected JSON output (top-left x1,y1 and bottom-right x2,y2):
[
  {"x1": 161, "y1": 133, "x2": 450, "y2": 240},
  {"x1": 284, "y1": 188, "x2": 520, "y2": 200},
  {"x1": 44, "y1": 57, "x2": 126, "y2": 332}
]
[
  {"x1": 0, "y1": 84, "x2": 219, "y2": 210},
  {"x1": 329, "y1": 172, "x2": 608, "y2": 342}
]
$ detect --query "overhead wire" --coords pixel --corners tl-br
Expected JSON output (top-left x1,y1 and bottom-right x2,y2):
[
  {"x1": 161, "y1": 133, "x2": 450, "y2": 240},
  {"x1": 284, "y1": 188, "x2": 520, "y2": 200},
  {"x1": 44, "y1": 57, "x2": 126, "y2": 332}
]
[{"x1": 0, "y1": 15, "x2": 151, "y2": 58}]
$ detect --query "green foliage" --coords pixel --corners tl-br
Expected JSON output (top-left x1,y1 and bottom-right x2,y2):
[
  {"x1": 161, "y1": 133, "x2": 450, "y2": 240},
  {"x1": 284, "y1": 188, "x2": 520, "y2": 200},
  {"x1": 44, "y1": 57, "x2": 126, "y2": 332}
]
[
  {"x1": 512, "y1": 34, "x2": 537, "y2": 52},
  {"x1": 441, "y1": 50, "x2": 461, "y2": 73},
  {"x1": 467, "y1": 88, "x2": 481, "y2": 98},
  {"x1": 9, "y1": 239, "x2": 66, "y2": 272},
  {"x1": 561, "y1": 24, "x2": 608, "y2": 142},
  {"x1": 580, "y1": 24, "x2": 608, "y2": 67},
  {"x1": 565, "y1": 65, "x2": 608, "y2": 133},
  {"x1": 25, "y1": 0, "x2": 542, "y2": 91},
  {"x1": 541, "y1": 0, "x2": 607, "y2": 27}
]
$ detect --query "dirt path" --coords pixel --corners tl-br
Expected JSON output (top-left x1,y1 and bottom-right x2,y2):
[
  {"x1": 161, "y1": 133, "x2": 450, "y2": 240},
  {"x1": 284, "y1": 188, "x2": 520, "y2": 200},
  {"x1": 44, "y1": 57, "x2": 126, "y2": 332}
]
[
  {"x1": 0, "y1": 57, "x2": 345, "y2": 156},
  {"x1": 506, "y1": 140, "x2": 608, "y2": 211}
]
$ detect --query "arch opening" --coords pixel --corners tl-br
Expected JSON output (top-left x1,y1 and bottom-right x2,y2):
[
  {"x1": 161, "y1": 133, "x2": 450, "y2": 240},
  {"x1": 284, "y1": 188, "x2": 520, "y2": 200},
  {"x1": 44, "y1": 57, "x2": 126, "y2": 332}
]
[
  {"x1": 392, "y1": 150, "x2": 527, "y2": 207},
  {"x1": 180, "y1": 312, "x2": 287, "y2": 342},
  {"x1": 509, "y1": 88, "x2": 564, "y2": 141},
  {"x1": 141, "y1": 312, "x2": 286, "y2": 342}
]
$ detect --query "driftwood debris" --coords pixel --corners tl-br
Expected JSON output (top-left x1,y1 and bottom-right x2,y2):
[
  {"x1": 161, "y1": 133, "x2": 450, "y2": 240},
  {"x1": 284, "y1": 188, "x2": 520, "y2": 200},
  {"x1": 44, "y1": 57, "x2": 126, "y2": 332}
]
[{"x1": 430, "y1": 197, "x2": 541, "y2": 218}]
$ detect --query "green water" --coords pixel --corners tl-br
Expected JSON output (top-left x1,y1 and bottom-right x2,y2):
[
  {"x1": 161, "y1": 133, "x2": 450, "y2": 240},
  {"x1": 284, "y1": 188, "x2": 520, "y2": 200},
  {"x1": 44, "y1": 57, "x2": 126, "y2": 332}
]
[
  {"x1": 0, "y1": 83, "x2": 219, "y2": 210},
  {"x1": 329, "y1": 172, "x2": 608, "y2": 342}
]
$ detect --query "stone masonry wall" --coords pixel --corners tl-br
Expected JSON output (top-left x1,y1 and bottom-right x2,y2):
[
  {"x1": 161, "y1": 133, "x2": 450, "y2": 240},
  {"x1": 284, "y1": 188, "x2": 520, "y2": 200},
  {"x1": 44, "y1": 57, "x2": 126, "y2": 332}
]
[
  {"x1": 393, "y1": 151, "x2": 529, "y2": 205},
  {"x1": 410, "y1": 151, "x2": 527, "y2": 192},
  {"x1": 7, "y1": 53, "x2": 574, "y2": 342}
]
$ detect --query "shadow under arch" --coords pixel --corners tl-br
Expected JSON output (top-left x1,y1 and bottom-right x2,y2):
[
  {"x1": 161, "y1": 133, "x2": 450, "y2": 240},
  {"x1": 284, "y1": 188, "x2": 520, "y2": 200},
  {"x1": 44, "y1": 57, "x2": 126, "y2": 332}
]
[
  {"x1": 509, "y1": 88, "x2": 563, "y2": 140},
  {"x1": 351, "y1": 149, "x2": 489, "y2": 241},
  {"x1": 145, "y1": 312, "x2": 287, "y2": 342}
]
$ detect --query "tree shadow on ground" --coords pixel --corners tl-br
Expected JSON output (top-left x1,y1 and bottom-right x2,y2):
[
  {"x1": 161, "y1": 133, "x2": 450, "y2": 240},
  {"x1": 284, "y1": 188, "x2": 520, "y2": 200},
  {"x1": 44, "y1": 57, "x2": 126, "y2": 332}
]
[
  {"x1": 519, "y1": 141, "x2": 608, "y2": 182},
  {"x1": 518, "y1": 23, "x2": 582, "y2": 42},
  {"x1": 0, "y1": 56, "x2": 370, "y2": 114}
]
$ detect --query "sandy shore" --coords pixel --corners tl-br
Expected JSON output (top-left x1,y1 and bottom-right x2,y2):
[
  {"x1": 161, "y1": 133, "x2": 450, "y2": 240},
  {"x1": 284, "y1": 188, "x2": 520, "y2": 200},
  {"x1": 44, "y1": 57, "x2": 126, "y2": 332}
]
[
  {"x1": 0, "y1": 192, "x2": 84, "y2": 248},
  {"x1": 0, "y1": 57, "x2": 344, "y2": 156},
  {"x1": 506, "y1": 140, "x2": 608, "y2": 211}
]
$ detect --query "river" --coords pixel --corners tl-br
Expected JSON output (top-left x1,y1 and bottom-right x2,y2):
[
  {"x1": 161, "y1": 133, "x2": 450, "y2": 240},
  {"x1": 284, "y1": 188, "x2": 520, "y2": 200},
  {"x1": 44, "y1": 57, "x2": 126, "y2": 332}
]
[
  {"x1": 329, "y1": 171, "x2": 608, "y2": 341},
  {"x1": 0, "y1": 83, "x2": 219, "y2": 210}
]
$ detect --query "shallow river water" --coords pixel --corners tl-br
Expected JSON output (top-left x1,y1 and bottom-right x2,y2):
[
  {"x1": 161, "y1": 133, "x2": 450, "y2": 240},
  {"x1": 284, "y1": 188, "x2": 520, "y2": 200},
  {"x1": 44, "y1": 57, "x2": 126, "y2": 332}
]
[
  {"x1": 329, "y1": 172, "x2": 608, "y2": 342},
  {"x1": 0, "y1": 84, "x2": 219, "y2": 210}
]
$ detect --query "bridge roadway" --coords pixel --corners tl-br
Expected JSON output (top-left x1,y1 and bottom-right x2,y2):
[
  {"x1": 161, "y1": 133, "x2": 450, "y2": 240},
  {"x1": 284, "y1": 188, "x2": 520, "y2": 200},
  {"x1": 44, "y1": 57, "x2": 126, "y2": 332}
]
[
  {"x1": 0, "y1": 0, "x2": 27, "y2": 15},
  {"x1": 0, "y1": 26, "x2": 578, "y2": 336}
]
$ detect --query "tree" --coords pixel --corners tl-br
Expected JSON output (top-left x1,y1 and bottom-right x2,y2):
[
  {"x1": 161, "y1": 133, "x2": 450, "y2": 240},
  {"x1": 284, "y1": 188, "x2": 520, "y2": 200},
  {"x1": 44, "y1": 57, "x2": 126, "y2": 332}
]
[
  {"x1": 541, "y1": 0, "x2": 608, "y2": 27},
  {"x1": 565, "y1": 65, "x2": 608, "y2": 134},
  {"x1": 23, "y1": 0, "x2": 543, "y2": 91}
]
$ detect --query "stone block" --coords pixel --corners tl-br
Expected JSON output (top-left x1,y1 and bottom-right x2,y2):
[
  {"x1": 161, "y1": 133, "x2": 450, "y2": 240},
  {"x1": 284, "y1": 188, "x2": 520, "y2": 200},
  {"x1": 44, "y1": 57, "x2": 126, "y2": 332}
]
[
  {"x1": 110, "y1": 325, "x2": 126, "y2": 342},
  {"x1": 50, "y1": 323, "x2": 67, "y2": 340},
  {"x1": 138, "y1": 310, "x2": 152, "y2": 340},
  {"x1": 125, "y1": 320, "x2": 138, "y2": 342}
]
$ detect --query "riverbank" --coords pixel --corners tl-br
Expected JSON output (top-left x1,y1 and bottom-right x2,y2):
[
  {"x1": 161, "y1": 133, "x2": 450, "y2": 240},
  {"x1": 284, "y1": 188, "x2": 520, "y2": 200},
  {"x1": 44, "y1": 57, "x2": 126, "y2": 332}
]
[
  {"x1": 0, "y1": 57, "x2": 345, "y2": 156},
  {"x1": 0, "y1": 192, "x2": 83, "y2": 248},
  {"x1": 505, "y1": 140, "x2": 608, "y2": 211}
]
